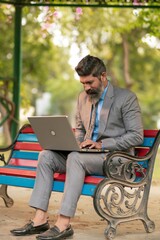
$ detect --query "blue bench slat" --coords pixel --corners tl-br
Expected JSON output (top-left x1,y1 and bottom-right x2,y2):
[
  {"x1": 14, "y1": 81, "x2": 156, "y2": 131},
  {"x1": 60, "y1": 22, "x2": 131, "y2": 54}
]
[
  {"x1": 138, "y1": 160, "x2": 148, "y2": 168},
  {"x1": 141, "y1": 137, "x2": 155, "y2": 147},
  {"x1": 0, "y1": 175, "x2": 96, "y2": 196},
  {"x1": 17, "y1": 133, "x2": 38, "y2": 142},
  {"x1": 12, "y1": 151, "x2": 39, "y2": 160}
]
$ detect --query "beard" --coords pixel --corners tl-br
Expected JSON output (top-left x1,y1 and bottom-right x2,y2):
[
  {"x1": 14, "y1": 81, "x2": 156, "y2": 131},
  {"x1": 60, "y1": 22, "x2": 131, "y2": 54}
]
[{"x1": 86, "y1": 85, "x2": 105, "y2": 104}]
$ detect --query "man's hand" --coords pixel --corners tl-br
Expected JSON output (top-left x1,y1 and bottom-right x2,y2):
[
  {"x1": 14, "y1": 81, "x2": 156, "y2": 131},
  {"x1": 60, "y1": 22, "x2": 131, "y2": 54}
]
[{"x1": 80, "y1": 139, "x2": 102, "y2": 149}]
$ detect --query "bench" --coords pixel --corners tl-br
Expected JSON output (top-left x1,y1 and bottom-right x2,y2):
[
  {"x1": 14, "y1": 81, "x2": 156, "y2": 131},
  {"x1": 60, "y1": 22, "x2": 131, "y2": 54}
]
[{"x1": 0, "y1": 123, "x2": 159, "y2": 240}]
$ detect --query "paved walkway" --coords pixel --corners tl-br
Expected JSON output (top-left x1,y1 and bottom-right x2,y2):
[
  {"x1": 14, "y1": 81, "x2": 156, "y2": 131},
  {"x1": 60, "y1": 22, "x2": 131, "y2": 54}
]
[{"x1": 0, "y1": 183, "x2": 160, "y2": 240}]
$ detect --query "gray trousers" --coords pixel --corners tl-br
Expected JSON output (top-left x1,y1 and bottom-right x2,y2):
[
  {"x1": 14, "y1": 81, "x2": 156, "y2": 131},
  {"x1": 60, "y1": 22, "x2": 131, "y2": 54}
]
[{"x1": 29, "y1": 150, "x2": 107, "y2": 217}]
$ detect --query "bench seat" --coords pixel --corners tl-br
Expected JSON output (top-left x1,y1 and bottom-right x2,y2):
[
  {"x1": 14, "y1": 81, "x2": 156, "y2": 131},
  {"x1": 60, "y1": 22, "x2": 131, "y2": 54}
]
[{"x1": 0, "y1": 167, "x2": 104, "y2": 196}]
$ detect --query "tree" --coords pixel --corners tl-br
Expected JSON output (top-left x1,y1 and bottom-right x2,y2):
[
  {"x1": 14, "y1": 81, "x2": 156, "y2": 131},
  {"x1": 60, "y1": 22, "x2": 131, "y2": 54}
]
[
  {"x1": 0, "y1": 5, "x2": 159, "y2": 140},
  {"x1": 56, "y1": 7, "x2": 160, "y2": 128}
]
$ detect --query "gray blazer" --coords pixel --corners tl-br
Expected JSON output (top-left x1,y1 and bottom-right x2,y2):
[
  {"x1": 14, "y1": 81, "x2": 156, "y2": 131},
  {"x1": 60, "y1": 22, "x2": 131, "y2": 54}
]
[{"x1": 75, "y1": 82, "x2": 144, "y2": 152}]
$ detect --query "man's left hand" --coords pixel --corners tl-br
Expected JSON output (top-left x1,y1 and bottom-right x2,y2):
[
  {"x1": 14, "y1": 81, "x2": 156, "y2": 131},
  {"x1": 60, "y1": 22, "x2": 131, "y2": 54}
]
[{"x1": 80, "y1": 139, "x2": 102, "y2": 149}]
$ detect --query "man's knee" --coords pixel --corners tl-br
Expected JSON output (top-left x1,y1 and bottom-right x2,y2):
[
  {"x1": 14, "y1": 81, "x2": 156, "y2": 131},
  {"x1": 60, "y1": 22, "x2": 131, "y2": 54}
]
[
  {"x1": 38, "y1": 150, "x2": 53, "y2": 167},
  {"x1": 67, "y1": 152, "x2": 85, "y2": 168}
]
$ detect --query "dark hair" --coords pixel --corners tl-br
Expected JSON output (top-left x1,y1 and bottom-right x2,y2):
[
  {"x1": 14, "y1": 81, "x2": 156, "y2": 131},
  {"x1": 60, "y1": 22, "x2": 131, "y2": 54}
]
[{"x1": 75, "y1": 55, "x2": 106, "y2": 77}]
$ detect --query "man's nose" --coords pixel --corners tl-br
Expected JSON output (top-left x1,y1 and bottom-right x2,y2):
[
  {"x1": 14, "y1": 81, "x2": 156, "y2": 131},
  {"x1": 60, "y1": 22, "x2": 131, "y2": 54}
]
[{"x1": 84, "y1": 84, "x2": 91, "y2": 91}]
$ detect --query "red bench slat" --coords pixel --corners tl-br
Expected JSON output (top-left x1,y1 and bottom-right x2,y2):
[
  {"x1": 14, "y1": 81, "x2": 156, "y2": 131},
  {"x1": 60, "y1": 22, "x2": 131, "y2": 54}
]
[
  {"x1": 14, "y1": 142, "x2": 42, "y2": 151},
  {"x1": 0, "y1": 168, "x2": 36, "y2": 178},
  {"x1": 136, "y1": 148, "x2": 150, "y2": 156},
  {"x1": 9, "y1": 158, "x2": 38, "y2": 167},
  {"x1": 21, "y1": 127, "x2": 34, "y2": 133},
  {"x1": 143, "y1": 130, "x2": 159, "y2": 137}
]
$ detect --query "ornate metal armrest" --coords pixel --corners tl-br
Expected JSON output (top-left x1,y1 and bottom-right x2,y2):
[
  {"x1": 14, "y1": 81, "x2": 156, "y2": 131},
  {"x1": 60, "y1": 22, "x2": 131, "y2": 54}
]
[
  {"x1": 103, "y1": 150, "x2": 153, "y2": 183},
  {"x1": 94, "y1": 149, "x2": 157, "y2": 237},
  {"x1": 94, "y1": 132, "x2": 160, "y2": 239}
]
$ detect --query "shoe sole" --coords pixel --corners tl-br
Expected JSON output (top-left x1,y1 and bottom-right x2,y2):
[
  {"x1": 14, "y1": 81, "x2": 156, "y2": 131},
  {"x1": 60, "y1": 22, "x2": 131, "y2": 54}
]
[
  {"x1": 11, "y1": 229, "x2": 49, "y2": 236},
  {"x1": 36, "y1": 230, "x2": 74, "y2": 240}
]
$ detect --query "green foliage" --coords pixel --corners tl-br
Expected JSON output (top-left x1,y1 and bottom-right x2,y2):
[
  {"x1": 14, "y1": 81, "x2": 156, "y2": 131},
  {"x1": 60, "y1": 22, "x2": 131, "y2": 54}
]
[
  {"x1": 57, "y1": 7, "x2": 160, "y2": 128},
  {"x1": 46, "y1": 77, "x2": 80, "y2": 115},
  {"x1": 0, "y1": 5, "x2": 159, "y2": 129},
  {"x1": 137, "y1": 9, "x2": 160, "y2": 38}
]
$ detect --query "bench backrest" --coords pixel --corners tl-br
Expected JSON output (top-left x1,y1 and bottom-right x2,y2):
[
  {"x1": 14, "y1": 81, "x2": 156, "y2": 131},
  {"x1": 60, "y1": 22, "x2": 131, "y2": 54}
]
[
  {"x1": 0, "y1": 124, "x2": 159, "y2": 196},
  {"x1": 7, "y1": 125, "x2": 159, "y2": 171}
]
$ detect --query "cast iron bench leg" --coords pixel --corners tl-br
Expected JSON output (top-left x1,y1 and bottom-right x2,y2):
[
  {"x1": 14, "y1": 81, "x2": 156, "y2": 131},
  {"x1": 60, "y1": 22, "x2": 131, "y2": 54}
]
[
  {"x1": 0, "y1": 185, "x2": 14, "y2": 207},
  {"x1": 142, "y1": 217, "x2": 155, "y2": 233}
]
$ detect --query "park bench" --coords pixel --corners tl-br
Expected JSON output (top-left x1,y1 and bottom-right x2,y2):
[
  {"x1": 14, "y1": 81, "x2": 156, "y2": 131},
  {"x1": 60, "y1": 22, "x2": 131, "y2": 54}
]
[{"x1": 0, "y1": 123, "x2": 159, "y2": 240}]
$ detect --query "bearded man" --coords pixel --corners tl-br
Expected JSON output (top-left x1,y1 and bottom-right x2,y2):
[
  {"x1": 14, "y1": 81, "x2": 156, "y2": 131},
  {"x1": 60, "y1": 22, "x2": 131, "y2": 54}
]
[{"x1": 11, "y1": 55, "x2": 143, "y2": 240}]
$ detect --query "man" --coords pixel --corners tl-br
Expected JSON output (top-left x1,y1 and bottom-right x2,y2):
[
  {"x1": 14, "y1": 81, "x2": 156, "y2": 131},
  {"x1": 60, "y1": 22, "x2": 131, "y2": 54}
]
[{"x1": 10, "y1": 55, "x2": 143, "y2": 240}]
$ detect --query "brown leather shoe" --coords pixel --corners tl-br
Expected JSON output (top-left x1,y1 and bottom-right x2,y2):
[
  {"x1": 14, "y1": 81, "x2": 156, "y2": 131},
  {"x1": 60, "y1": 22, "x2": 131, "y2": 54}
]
[
  {"x1": 10, "y1": 220, "x2": 50, "y2": 236},
  {"x1": 36, "y1": 225, "x2": 74, "y2": 240}
]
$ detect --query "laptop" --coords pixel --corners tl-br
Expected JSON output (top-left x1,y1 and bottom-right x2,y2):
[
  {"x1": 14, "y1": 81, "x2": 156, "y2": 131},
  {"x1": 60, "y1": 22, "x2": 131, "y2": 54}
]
[{"x1": 28, "y1": 115, "x2": 108, "y2": 153}]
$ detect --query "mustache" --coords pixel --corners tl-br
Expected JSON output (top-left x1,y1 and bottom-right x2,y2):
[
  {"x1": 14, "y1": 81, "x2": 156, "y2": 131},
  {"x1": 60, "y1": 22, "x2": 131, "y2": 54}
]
[{"x1": 86, "y1": 89, "x2": 98, "y2": 95}]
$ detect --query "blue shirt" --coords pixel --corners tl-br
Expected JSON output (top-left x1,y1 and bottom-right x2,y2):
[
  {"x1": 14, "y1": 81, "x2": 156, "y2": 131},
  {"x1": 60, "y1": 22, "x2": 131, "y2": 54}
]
[{"x1": 92, "y1": 82, "x2": 109, "y2": 141}]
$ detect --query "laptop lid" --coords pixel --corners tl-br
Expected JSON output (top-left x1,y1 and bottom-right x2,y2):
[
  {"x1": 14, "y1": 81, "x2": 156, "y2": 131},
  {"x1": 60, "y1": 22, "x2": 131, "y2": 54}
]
[{"x1": 28, "y1": 115, "x2": 81, "y2": 151}]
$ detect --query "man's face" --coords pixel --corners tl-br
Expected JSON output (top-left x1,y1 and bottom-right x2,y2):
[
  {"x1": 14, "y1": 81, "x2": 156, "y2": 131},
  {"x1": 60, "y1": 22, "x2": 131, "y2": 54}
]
[{"x1": 80, "y1": 74, "x2": 105, "y2": 103}]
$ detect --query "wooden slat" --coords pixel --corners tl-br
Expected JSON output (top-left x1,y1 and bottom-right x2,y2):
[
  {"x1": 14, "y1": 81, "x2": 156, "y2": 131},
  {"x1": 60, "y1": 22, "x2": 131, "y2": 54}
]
[
  {"x1": 21, "y1": 127, "x2": 34, "y2": 133},
  {"x1": 12, "y1": 151, "x2": 39, "y2": 160},
  {"x1": 136, "y1": 148, "x2": 150, "y2": 156},
  {"x1": 14, "y1": 142, "x2": 43, "y2": 151},
  {"x1": 53, "y1": 173, "x2": 104, "y2": 184},
  {"x1": 0, "y1": 168, "x2": 36, "y2": 178},
  {"x1": 141, "y1": 137, "x2": 155, "y2": 147},
  {"x1": 143, "y1": 129, "x2": 159, "y2": 137},
  {"x1": 17, "y1": 133, "x2": 38, "y2": 142},
  {"x1": 0, "y1": 175, "x2": 98, "y2": 196},
  {"x1": 9, "y1": 158, "x2": 38, "y2": 167}
]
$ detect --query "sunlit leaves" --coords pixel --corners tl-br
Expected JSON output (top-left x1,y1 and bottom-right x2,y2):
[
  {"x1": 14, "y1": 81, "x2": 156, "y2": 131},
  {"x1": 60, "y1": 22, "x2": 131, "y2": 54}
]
[{"x1": 0, "y1": 5, "x2": 159, "y2": 128}]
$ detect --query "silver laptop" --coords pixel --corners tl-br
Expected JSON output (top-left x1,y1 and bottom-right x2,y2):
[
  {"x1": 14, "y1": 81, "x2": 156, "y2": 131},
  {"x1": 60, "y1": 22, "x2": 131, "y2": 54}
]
[{"x1": 28, "y1": 116, "x2": 108, "y2": 153}]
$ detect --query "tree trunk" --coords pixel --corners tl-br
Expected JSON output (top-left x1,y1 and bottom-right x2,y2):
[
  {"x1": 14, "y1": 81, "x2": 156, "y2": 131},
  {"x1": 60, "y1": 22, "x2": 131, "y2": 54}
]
[{"x1": 122, "y1": 35, "x2": 133, "y2": 89}]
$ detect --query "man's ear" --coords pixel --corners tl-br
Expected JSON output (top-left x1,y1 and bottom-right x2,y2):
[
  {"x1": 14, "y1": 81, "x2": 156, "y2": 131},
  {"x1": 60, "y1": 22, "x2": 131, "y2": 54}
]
[{"x1": 101, "y1": 72, "x2": 107, "y2": 82}]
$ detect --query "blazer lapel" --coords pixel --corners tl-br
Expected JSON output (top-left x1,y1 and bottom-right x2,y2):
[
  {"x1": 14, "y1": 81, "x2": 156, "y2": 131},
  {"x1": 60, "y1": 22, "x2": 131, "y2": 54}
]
[
  {"x1": 98, "y1": 83, "x2": 114, "y2": 138},
  {"x1": 84, "y1": 97, "x2": 92, "y2": 131}
]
